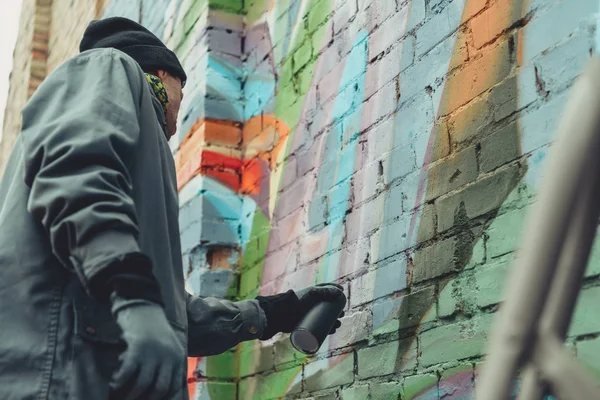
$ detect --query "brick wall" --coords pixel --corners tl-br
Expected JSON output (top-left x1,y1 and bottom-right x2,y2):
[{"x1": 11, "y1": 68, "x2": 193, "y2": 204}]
[
  {"x1": 2, "y1": 0, "x2": 600, "y2": 399},
  {"x1": 47, "y1": 0, "x2": 100, "y2": 73},
  {"x1": 0, "y1": 0, "x2": 101, "y2": 174},
  {"x1": 1, "y1": 0, "x2": 38, "y2": 174},
  {"x1": 200, "y1": 0, "x2": 600, "y2": 399}
]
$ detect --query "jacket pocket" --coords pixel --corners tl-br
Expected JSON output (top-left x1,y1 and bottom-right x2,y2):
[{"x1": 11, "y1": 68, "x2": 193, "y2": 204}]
[{"x1": 69, "y1": 284, "x2": 125, "y2": 400}]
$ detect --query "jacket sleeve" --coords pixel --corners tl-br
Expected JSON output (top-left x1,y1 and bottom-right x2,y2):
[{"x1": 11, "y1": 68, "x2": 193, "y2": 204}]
[
  {"x1": 21, "y1": 48, "x2": 157, "y2": 300},
  {"x1": 186, "y1": 292, "x2": 267, "y2": 356}
]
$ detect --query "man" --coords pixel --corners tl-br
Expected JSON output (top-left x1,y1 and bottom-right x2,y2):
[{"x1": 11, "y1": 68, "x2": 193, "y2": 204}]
[{"x1": 0, "y1": 17, "x2": 345, "y2": 400}]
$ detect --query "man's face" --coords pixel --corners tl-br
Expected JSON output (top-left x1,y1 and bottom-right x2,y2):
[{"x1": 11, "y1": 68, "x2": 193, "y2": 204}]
[{"x1": 157, "y1": 70, "x2": 183, "y2": 139}]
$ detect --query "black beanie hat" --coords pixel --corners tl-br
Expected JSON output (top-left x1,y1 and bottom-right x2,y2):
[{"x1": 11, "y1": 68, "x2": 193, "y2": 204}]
[{"x1": 79, "y1": 17, "x2": 187, "y2": 87}]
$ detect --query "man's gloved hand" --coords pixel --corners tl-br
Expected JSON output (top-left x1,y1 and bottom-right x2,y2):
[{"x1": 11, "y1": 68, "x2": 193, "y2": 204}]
[
  {"x1": 109, "y1": 297, "x2": 186, "y2": 400},
  {"x1": 256, "y1": 283, "x2": 347, "y2": 340}
]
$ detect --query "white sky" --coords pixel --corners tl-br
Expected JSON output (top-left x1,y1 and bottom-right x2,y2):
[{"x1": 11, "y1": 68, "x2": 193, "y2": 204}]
[{"x1": 0, "y1": 0, "x2": 24, "y2": 141}]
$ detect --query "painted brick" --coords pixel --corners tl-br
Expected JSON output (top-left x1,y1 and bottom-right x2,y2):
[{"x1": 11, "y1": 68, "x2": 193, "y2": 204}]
[
  {"x1": 341, "y1": 385, "x2": 370, "y2": 400},
  {"x1": 239, "y1": 366, "x2": 302, "y2": 399},
  {"x1": 398, "y1": 31, "x2": 455, "y2": 101},
  {"x1": 371, "y1": 214, "x2": 412, "y2": 262},
  {"x1": 238, "y1": 342, "x2": 274, "y2": 377},
  {"x1": 448, "y1": 90, "x2": 491, "y2": 148},
  {"x1": 398, "y1": 286, "x2": 436, "y2": 329},
  {"x1": 352, "y1": 161, "x2": 382, "y2": 205},
  {"x1": 569, "y1": 286, "x2": 600, "y2": 337},
  {"x1": 333, "y1": 0, "x2": 358, "y2": 35},
  {"x1": 406, "y1": 0, "x2": 426, "y2": 32},
  {"x1": 443, "y1": 37, "x2": 513, "y2": 115},
  {"x1": 419, "y1": 314, "x2": 492, "y2": 366},
  {"x1": 370, "y1": 381, "x2": 403, "y2": 400},
  {"x1": 304, "y1": 353, "x2": 355, "y2": 392},
  {"x1": 439, "y1": 364, "x2": 475, "y2": 398},
  {"x1": 435, "y1": 164, "x2": 521, "y2": 232},
  {"x1": 479, "y1": 121, "x2": 520, "y2": 173},
  {"x1": 417, "y1": 203, "x2": 437, "y2": 242},
  {"x1": 414, "y1": 0, "x2": 464, "y2": 57},
  {"x1": 359, "y1": 79, "x2": 398, "y2": 131},
  {"x1": 314, "y1": 394, "x2": 338, "y2": 400},
  {"x1": 486, "y1": 207, "x2": 528, "y2": 258},
  {"x1": 350, "y1": 269, "x2": 377, "y2": 307},
  {"x1": 462, "y1": 0, "x2": 488, "y2": 21},
  {"x1": 358, "y1": 338, "x2": 417, "y2": 379},
  {"x1": 584, "y1": 236, "x2": 600, "y2": 278},
  {"x1": 192, "y1": 381, "x2": 237, "y2": 399},
  {"x1": 403, "y1": 373, "x2": 438, "y2": 400},
  {"x1": 438, "y1": 279, "x2": 459, "y2": 318},
  {"x1": 425, "y1": 146, "x2": 479, "y2": 201},
  {"x1": 368, "y1": 5, "x2": 410, "y2": 60},
  {"x1": 577, "y1": 336, "x2": 600, "y2": 378},
  {"x1": 365, "y1": 35, "x2": 415, "y2": 99},
  {"x1": 206, "y1": 350, "x2": 238, "y2": 378},
  {"x1": 7, "y1": 1, "x2": 600, "y2": 399},
  {"x1": 474, "y1": 258, "x2": 510, "y2": 308},
  {"x1": 374, "y1": 258, "x2": 409, "y2": 298},
  {"x1": 274, "y1": 335, "x2": 305, "y2": 366},
  {"x1": 519, "y1": 90, "x2": 568, "y2": 154},
  {"x1": 330, "y1": 310, "x2": 372, "y2": 349},
  {"x1": 470, "y1": 0, "x2": 523, "y2": 48},
  {"x1": 394, "y1": 93, "x2": 435, "y2": 149},
  {"x1": 521, "y1": 0, "x2": 596, "y2": 63},
  {"x1": 413, "y1": 237, "x2": 456, "y2": 283},
  {"x1": 534, "y1": 32, "x2": 591, "y2": 94}
]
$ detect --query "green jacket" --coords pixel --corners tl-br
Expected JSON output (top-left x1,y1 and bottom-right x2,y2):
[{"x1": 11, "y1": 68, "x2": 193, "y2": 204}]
[{"x1": 0, "y1": 48, "x2": 265, "y2": 400}]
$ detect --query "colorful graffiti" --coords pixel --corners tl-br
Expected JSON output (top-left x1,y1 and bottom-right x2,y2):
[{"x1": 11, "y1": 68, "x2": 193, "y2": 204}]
[{"x1": 98, "y1": 0, "x2": 600, "y2": 398}]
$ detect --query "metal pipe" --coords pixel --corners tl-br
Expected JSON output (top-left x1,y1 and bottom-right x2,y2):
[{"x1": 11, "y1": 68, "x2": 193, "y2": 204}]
[
  {"x1": 477, "y1": 57, "x2": 600, "y2": 400},
  {"x1": 517, "y1": 148, "x2": 600, "y2": 400}
]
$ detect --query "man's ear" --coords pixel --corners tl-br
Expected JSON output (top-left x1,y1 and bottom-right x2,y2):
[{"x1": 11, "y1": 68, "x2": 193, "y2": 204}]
[{"x1": 156, "y1": 70, "x2": 168, "y2": 80}]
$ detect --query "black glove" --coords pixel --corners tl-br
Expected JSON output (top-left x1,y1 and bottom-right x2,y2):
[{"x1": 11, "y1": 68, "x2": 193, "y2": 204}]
[
  {"x1": 256, "y1": 283, "x2": 346, "y2": 340},
  {"x1": 109, "y1": 297, "x2": 186, "y2": 400}
]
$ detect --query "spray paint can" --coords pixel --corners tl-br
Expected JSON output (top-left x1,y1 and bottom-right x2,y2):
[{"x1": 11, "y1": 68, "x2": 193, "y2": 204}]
[{"x1": 290, "y1": 294, "x2": 346, "y2": 355}]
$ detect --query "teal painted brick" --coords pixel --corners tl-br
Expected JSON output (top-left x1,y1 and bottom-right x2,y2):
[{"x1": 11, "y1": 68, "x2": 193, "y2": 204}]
[
  {"x1": 534, "y1": 33, "x2": 591, "y2": 94},
  {"x1": 474, "y1": 258, "x2": 511, "y2": 308},
  {"x1": 341, "y1": 385, "x2": 369, "y2": 400},
  {"x1": 485, "y1": 207, "x2": 528, "y2": 259},
  {"x1": 370, "y1": 381, "x2": 403, "y2": 400},
  {"x1": 420, "y1": 314, "x2": 492, "y2": 367},
  {"x1": 519, "y1": 90, "x2": 568, "y2": 154},
  {"x1": 464, "y1": 238, "x2": 485, "y2": 269},
  {"x1": 414, "y1": 0, "x2": 464, "y2": 56},
  {"x1": 584, "y1": 235, "x2": 600, "y2": 278},
  {"x1": 522, "y1": 0, "x2": 597, "y2": 63},
  {"x1": 577, "y1": 337, "x2": 600, "y2": 379},
  {"x1": 569, "y1": 286, "x2": 600, "y2": 337},
  {"x1": 438, "y1": 279, "x2": 458, "y2": 318}
]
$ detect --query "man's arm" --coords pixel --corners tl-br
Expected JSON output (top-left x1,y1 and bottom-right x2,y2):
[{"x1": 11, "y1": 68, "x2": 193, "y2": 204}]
[
  {"x1": 22, "y1": 48, "x2": 158, "y2": 302},
  {"x1": 186, "y1": 284, "x2": 346, "y2": 357},
  {"x1": 186, "y1": 292, "x2": 266, "y2": 357}
]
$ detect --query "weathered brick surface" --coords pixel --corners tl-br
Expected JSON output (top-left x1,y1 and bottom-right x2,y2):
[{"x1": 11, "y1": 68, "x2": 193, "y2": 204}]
[{"x1": 4, "y1": 0, "x2": 600, "y2": 398}]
